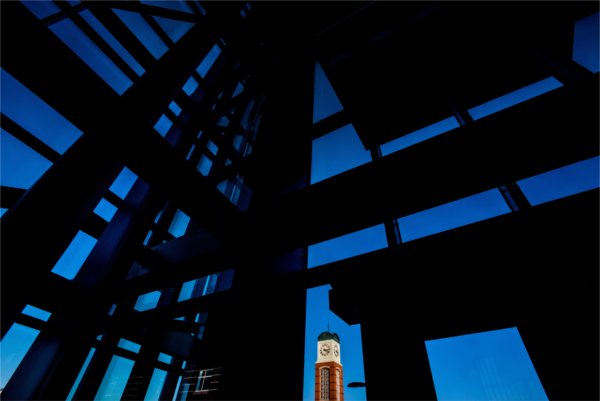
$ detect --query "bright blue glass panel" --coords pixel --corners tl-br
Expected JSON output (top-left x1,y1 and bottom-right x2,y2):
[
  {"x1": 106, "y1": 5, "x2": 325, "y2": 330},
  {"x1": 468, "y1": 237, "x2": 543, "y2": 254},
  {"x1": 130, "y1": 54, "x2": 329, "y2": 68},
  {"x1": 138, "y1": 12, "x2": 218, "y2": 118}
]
[
  {"x1": 517, "y1": 156, "x2": 599, "y2": 206},
  {"x1": 380, "y1": 117, "x2": 460, "y2": 157},
  {"x1": 197, "y1": 155, "x2": 212, "y2": 176},
  {"x1": 308, "y1": 224, "x2": 387, "y2": 268},
  {"x1": 145, "y1": 368, "x2": 168, "y2": 401},
  {"x1": 468, "y1": 77, "x2": 563, "y2": 121},
  {"x1": 304, "y1": 285, "x2": 366, "y2": 401},
  {"x1": 51, "y1": 231, "x2": 97, "y2": 280},
  {"x1": 113, "y1": 9, "x2": 168, "y2": 59},
  {"x1": 1, "y1": 208, "x2": 7, "y2": 217},
  {"x1": 108, "y1": 304, "x2": 117, "y2": 316},
  {"x1": 110, "y1": 167, "x2": 137, "y2": 199},
  {"x1": 154, "y1": 114, "x2": 173, "y2": 137},
  {"x1": 22, "y1": 305, "x2": 51, "y2": 322},
  {"x1": 140, "y1": 1, "x2": 193, "y2": 14},
  {"x1": 95, "y1": 355, "x2": 135, "y2": 401},
  {"x1": 168, "y1": 209, "x2": 191, "y2": 238},
  {"x1": 158, "y1": 353, "x2": 173, "y2": 364},
  {"x1": 118, "y1": 338, "x2": 141, "y2": 353},
  {"x1": 182, "y1": 76, "x2": 199, "y2": 95},
  {"x1": 426, "y1": 327, "x2": 548, "y2": 401},
  {"x1": 399, "y1": 189, "x2": 511, "y2": 242},
  {"x1": 0, "y1": 323, "x2": 41, "y2": 388},
  {"x1": 573, "y1": 12, "x2": 600, "y2": 73},
  {"x1": 233, "y1": 82, "x2": 244, "y2": 97},
  {"x1": 186, "y1": 144, "x2": 196, "y2": 160},
  {"x1": 206, "y1": 140, "x2": 219, "y2": 155},
  {"x1": 49, "y1": 19, "x2": 132, "y2": 95},
  {"x1": 143, "y1": 230, "x2": 153, "y2": 246},
  {"x1": 21, "y1": 1, "x2": 60, "y2": 19},
  {"x1": 80, "y1": 10, "x2": 145, "y2": 77},
  {"x1": 178, "y1": 279, "x2": 197, "y2": 302},
  {"x1": 94, "y1": 198, "x2": 118, "y2": 222},
  {"x1": 169, "y1": 100, "x2": 182, "y2": 116},
  {"x1": 154, "y1": 16, "x2": 194, "y2": 43},
  {"x1": 1, "y1": 129, "x2": 52, "y2": 189},
  {"x1": 311, "y1": 124, "x2": 371, "y2": 184},
  {"x1": 1, "y1": 69, "x2": 83, "y2": 154},
  {"x1": 196, "y1": 44, "x2": 222, "y2": 78},
  {"x1": 66, "y1": 348, "x2": 95, "y2": 401},
  {"x1": 134, "y1": 291, "x2": 161, "y2": 311},
  {"x1": 313, "y1": 62, "x2": 344, "y2": 123}
]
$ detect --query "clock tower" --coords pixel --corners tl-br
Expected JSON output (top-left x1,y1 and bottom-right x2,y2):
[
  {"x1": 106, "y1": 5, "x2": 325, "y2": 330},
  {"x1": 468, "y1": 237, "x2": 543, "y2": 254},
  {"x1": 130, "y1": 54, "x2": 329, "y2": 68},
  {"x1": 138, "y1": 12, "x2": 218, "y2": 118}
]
[{"x1": 315, "y1": 332, "x2": 343, "y2": 401}]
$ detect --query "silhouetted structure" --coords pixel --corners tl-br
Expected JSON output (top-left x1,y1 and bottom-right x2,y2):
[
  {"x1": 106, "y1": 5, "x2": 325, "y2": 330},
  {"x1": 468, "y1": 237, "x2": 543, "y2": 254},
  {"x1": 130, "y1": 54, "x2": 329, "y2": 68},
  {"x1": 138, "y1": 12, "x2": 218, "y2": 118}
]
[{"x1": 1, "y1": 2, "x2": 598, "y2": 400}]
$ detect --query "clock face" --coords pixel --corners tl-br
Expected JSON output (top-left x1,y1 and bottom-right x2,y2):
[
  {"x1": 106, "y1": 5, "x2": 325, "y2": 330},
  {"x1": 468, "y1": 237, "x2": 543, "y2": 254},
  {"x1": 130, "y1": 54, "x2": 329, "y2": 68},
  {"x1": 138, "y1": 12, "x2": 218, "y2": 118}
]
[
  {"x1": 333, "y1": 344, "x2": 339, "y2": 357},
  {"x1": 319, "y1": 343, "x2": 331, "y2": 356}
]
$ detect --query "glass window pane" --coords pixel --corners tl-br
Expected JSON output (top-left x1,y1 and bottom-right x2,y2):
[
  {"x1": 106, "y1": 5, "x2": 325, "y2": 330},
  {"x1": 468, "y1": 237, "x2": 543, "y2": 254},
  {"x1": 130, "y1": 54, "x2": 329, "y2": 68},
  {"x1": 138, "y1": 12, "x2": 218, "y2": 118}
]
[
  {"x1": 1, "y1": 129, "x2": 52, "y2": 189},
  {"x1": 311, "y1": 124, "x2": 371, "y2": 184},
  {"x1": 134, "y1": 291, "x2": 161, "y2": 311},
  {"x1": 113, "y1": 9, "x2": 168, "y2": 59},
  {"x1": 158, "y1": 353, "x2": 173, "y2": 364},
  {"x1": 51, "y1": 231, "x2": 97, "y2": 280},
  {"x1": 168, "y1": 209, "x2": 191, "y2": 238},
  {"x1": 49, "y1": 19, "x2": 132, "y2": 95},
  {"x1": 517, "y1": 156, "x2": 599, "y2": 206},
  {"x1": 21, "y1": 0, "x2": 61, "y2": 19},
  {"x1": 313, "y1": 62, "x2": 344, "y2": 123},
  {"x1": 380, "y1": 116, "x2": 460, "y2": 157},
  {"x1": 1, "y1": 208, "x2": 8, "y2": 217},
  {"x1": 153, "y1": 16, "x2": 194, "y2": 43},
  {"x1": 66, "y1": 348, "x2": 96, "y2": 401},
  {"x1": 145, "y1": 368, "x2": 168, "y2": 401},
  {"x1": 573, "y1": 12, "x2": 599, "y2": 73},
  {"x1": 118, "y1": 338, "x2": 141, "y2": 353},
  {"x1": 196, "y1": 44, "x2": 222, "y2": 78},
  {"x1": 182, "y1": 76, "x2": 199, "y2": 95},
  {"x1": 80, "y1": 10, "x2": 145, "y2": 77},
  {"x1": 110, "y1": 167, "x2": 137, "y2": 199},
  {"x1": 308, "y1": 224, "x2": 388, "y2": 268},
  {"x1": 1, "y1": 69, "x2": 83, "y2": 155},
  {"x1": 468, "y1": 77, "x2": 562, "y2": 121},
  {"x1": 0, "y1": 323, "x2": 41, "y2": 388},
  {"x1": 21, "y1": 305, "x2": 52, "y2": 322},
  {"x1": 140, "y1": 0, "x2": 194, "y2": 14},
  {"x1": 233, "y1": 82, "x2": 244, "y2": 97},
  {"x1": 206, "y1": 140, "x2": 218, "y2": 155},
  {"x1": 169, "y1": 100, "x2": 182, "y2": 116},
  {"x1": 197, "y1": 154, "x2": 212, "y2": 176},
  {"x1": 398, "y1": 189, "x2": 511, "y2": 242},
  {"x1": 425, "y1": 327, "x2": 548, "y2": 401},
  {"x1": 94, "y1": 198, "x2": 118, "y2": 222},
  {"x1": 95, "y1": 355, "x2": 135, "y2": 401},
  {"x1": 154, "y1": 114, "x2": 173, "y2": 137}
]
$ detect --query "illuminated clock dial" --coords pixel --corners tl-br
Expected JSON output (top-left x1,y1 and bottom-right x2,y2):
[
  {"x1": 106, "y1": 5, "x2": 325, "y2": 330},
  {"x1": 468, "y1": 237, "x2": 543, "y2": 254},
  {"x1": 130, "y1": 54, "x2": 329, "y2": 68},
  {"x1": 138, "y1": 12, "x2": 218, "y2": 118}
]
[
  {"x1": 320, "y1": 343, "x2": 331, "y2": 356},
  {"x1": 333, "y1": 344, "x2": 339, "y2": 357}
]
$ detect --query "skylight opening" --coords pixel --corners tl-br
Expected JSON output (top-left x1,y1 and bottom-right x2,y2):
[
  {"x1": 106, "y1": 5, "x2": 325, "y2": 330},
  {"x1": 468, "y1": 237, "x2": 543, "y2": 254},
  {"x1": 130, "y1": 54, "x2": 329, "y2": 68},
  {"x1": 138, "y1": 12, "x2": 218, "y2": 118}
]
[
  {"x1": 1, "y1": 69, "x2": 83, "y2": 154},
  {"x1": 398, "y1": 189, "x2": 512, "y2": 242},
  {"x1": 380, "y1": 116, "x2": 460, "y2": 157},
  {"x1": 311, "y1": 124, "x2": 371, "y2": 184},
  {"x1": 468, "y1": 77, "x2": 563, "y2": 121},
  {"x1": 49, "y1": 19, "x2": 132, "y2": 95},
  {"x1": 50, "y1": 231, "x2": 98, "y2": 280},
  {"x1": 308, "y1": 224, "x2": 388, "y2": 268},
  {"x1": 113, "y1": 9, "x2": 168, "y2": 59},
  {"x1": 517, "y1": 156, "x2": 599, "y2": 206},
  {"x1": 425, "y1": 327, "x2": 548, "y2": 401}
]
